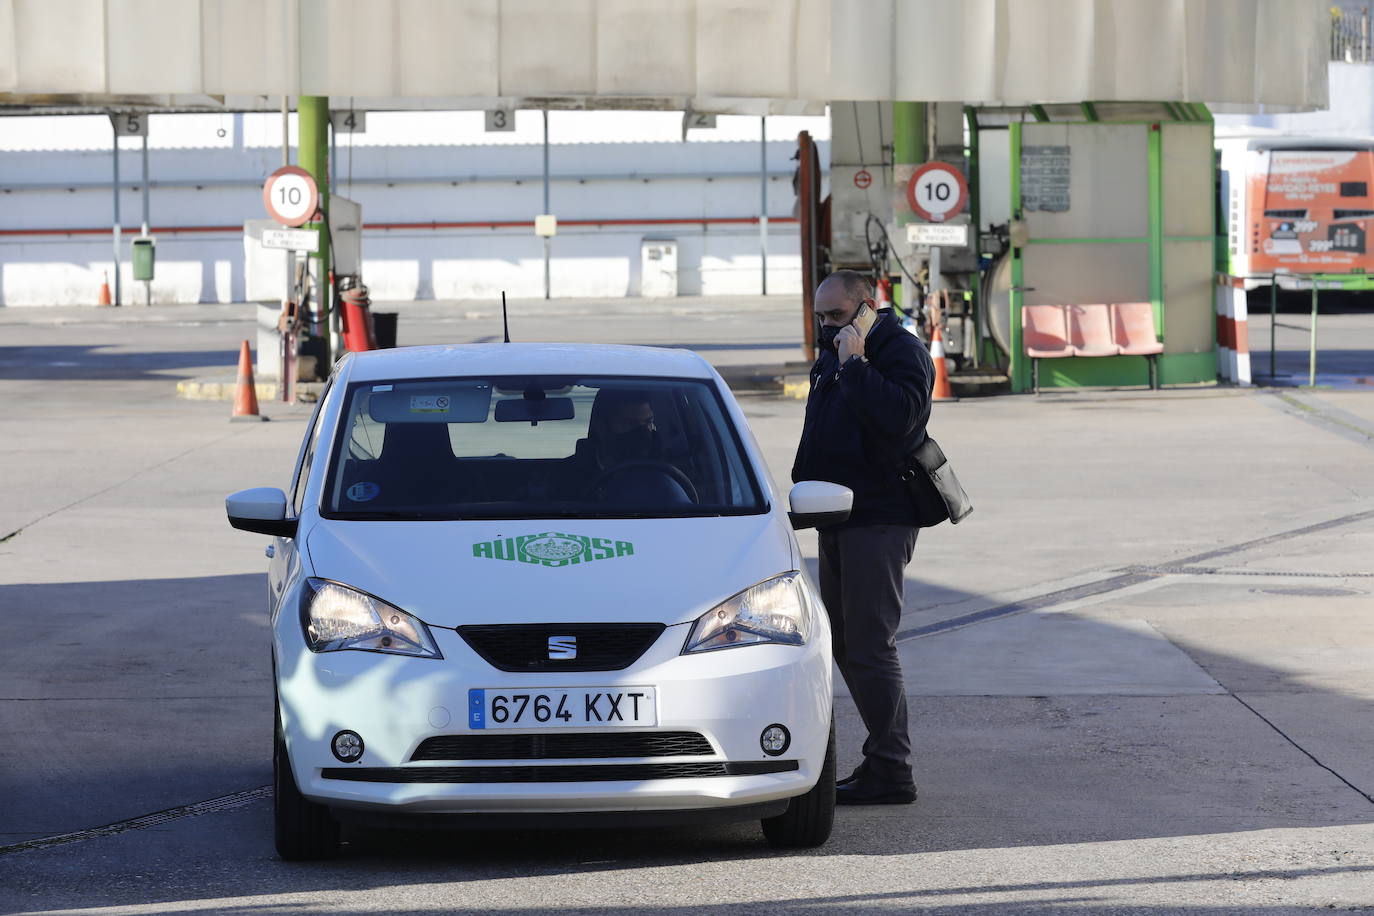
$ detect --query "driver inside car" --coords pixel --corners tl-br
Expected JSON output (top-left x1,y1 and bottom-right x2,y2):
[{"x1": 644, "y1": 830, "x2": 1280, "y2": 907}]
[
  {"x1": 566, "y1": 389, "x2": 694, "y2": 505},
  {"x1": 595, "y1": 391, "x2": 660, "y2": 466}
]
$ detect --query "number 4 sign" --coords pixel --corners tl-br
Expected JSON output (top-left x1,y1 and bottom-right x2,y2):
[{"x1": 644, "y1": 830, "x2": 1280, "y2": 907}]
[
  {"x1": 262, "y1": 166, "x2": 319, "y2": 228},
  {"x1": 907, "y1": 161, "x2": 968, "y2": 223}
]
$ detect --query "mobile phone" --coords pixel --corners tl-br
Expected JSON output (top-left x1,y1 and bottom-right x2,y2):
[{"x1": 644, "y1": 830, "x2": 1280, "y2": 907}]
[{"x1": 852, "y1": 302, "x2": 877, "y2": 338}]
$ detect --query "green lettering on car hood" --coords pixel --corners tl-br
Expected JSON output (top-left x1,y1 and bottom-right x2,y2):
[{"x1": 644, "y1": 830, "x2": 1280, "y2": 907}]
[{"x1": 472, "y1": 532, "x2": 634, "y2": 568}]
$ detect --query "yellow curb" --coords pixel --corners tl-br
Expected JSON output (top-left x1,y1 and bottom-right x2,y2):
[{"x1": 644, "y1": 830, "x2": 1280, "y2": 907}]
[
  {"x1": 176, "y1": 379, "x2": 279, "y2": 401},
  {"x1": 782, "y1": 379, "x2": 810, "y2": 400}
]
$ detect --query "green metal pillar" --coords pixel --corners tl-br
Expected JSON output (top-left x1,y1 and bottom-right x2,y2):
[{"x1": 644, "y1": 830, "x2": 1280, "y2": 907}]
[
  {"x1": 892, "y1": 102, "x2": 927, "y2": 166},
  {"x1": 891, "y1": 103, "x2": 927, "y2": 310},
  {"x1": 1009, "y1": 121, "x2": 1027, "y2": 392},
  {"x1": 1147, "y1": 124, "x2": 1165, "y2": 341},
  {"x1": 299, "y1": 96, "x2": 331, "y2": 365},
  {"x1": 965, "y1": 106, "x2": 981, "y2": 368}
]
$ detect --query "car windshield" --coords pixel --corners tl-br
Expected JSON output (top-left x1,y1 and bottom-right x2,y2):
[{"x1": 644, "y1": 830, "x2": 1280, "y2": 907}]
[{"x1": 321, "y1": 375, "x2": 767, "y2": 520}]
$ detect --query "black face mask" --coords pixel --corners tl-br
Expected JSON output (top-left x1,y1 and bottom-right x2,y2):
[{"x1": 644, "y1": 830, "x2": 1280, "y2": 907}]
[
  {"x1": 818, "y1": 324, "x2": 842, "y2": 352},
  {"x1": 608, "y1": 427, "x2": 657, "y2": 461}
]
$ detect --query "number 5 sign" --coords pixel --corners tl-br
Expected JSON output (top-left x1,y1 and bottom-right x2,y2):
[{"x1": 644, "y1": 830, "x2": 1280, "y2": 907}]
[
  {"x1": 907, "y1": 161, "x2": 968, "y2": 223},
  {"x1": 262, "y1": 166, "x2": 319, "y2": 228}
]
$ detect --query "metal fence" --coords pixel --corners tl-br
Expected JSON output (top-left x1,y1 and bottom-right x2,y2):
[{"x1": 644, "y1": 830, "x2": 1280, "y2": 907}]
[{"x1": 1332, "y1": 4, "x2": 1373, "y2": 62}]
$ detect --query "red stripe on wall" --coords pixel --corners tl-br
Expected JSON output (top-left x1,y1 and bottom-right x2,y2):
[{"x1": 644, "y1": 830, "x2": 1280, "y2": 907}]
[
  {"x1": 1216, "y1": 313, "x2": 1235, "y2": 350},
  {"x1": 0, "y1": 216, "x2": 800, "y2": 239}
]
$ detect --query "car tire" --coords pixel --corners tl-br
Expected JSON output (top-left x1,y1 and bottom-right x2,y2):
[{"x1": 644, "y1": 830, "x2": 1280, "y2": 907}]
[
  {"x1": 274, "y1": 714, "x2": 341, "y2": 861},
  {"x1": 760, "y1": 717, "x2": 836, "y2": 848}
]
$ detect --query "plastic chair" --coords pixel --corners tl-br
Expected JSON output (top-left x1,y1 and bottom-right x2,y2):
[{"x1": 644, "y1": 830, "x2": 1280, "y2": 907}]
[
  {"x1": 1021, "y1": 305, "x2": 1073, "y2": 392},
  {"x1": 1068, "y1": 305, "x2": 1122, "y2": 358},
  {"x1": 1112, "y1": 302, "x2": 1164, "y2": 389}
]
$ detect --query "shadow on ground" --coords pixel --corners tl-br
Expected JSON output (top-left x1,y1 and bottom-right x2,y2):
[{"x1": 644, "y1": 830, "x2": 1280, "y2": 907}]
[
  {"x1": 0, "y1": 345, "x2": 240, "y2": 380},
  {"x1": 4, "y1": 568, "x2": 1374, "y2": 912}
]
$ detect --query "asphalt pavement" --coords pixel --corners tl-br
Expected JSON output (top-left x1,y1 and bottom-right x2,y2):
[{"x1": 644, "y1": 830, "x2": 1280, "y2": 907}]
[{"x1": 2, "y1": 299, "x2": 1374, "y2": 914}]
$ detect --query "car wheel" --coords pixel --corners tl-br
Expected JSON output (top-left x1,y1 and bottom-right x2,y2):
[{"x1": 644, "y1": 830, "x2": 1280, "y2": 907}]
[
  {"x1": 274, "y1": 713, "x2": 340, "y2": 861},
  {"x1": 761, "y1": 716, "x2": 836, "y2": 848}
]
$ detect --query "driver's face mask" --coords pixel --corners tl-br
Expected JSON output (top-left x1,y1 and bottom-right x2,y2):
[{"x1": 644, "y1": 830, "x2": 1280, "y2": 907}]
[{"x1": 610, "y1": 427, "x2": 657, "y2": 460}]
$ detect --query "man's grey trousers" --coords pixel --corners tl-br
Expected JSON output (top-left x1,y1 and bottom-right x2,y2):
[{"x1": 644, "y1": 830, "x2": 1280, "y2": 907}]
[{"x1": 817, "y1": 524, "x2": 919, "y2": 785}]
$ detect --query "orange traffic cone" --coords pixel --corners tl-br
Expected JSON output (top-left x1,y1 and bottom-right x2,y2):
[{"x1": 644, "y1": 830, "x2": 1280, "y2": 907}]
[
  {"x1": 98, "y1": 272, "x2": 112, "y2": 307},
  {"x1": 230, "y1": 340, "x2": 267, "y2": 422},
  {"x1": 930, "y1": 320, "x2": 957, "y2": 402}
]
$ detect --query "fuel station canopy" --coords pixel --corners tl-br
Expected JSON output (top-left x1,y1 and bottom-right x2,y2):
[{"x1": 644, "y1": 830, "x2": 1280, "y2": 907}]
[{"x1": 0, "y1": 0, "x2": 1329, "y2": 114}]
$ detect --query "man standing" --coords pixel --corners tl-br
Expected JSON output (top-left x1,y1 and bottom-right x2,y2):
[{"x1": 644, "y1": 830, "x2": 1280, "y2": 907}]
[{"x1": 792, "y1": 269, "x2": 935, "y2": 805}]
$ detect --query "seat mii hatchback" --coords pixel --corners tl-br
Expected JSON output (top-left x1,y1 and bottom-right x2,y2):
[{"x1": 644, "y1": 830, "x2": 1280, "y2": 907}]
[{"x1": 226, "y1": 344, "x2": 853, "y2": 859}]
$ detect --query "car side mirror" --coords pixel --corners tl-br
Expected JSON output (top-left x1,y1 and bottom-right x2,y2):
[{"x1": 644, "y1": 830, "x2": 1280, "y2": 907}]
[
  {"x1": 787, "y1": 481, "x2": 852, "y2": 530},
  {"x1": 226, "y1": 487, "x2": 298, "y2": 538}
]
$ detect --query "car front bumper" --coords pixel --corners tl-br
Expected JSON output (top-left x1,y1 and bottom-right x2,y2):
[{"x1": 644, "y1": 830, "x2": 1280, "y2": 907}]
[{"x1": 276, "y1": 621, "x2": 832, "y2": 816}]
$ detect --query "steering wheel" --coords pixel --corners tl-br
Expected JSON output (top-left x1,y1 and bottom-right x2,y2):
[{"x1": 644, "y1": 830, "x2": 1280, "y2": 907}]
[{"x1": 583, "y1": 460, "x2": 699, "y2": 503}]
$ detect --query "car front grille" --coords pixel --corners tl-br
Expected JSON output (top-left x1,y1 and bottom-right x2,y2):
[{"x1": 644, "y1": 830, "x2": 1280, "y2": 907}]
[
  {"x1": 322, "y1": 760, "x2": 798, "y2": 783},
  {"x1": 410, "y1": 731, "x2": 714, "y2": 761},
  {"x1": 457, "y1": 623, "x2": 666, "y2": 672}
]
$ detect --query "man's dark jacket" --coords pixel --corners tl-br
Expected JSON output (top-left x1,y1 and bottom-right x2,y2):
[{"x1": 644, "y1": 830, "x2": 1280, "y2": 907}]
[{"x1": 791, "y1": 309, "x2": 935, "y2": 529}]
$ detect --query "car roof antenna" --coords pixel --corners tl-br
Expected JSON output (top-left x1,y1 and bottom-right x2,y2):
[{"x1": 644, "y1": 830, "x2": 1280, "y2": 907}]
[{"x1": 501, "y1": 291, "x2": 511, "y2": 343}]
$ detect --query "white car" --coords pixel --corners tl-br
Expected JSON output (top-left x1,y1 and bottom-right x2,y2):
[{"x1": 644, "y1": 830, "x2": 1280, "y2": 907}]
[{"x1": 226, "y1": 343, "x2": 853, "y2": 859}]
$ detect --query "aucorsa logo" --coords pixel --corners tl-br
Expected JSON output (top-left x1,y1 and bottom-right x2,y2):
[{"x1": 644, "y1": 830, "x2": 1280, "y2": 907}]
[{"x1": 472, "y1": 532, "x2": 635, "y2": 568}]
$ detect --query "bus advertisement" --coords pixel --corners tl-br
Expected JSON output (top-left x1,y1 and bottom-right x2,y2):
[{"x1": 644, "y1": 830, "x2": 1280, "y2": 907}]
[{"x1": 1229, "y1": 140, "x2": 1374, "y2": 278}]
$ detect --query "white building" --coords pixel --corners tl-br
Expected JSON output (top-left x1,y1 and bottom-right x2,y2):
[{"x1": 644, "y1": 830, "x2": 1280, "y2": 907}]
[{"x1": 0, "y1": 109, "x2": 830, "y2": 306}]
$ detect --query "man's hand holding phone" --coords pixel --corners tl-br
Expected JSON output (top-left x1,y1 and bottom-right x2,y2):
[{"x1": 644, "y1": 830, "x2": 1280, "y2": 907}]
[{"x1": 837, "y1": 302, "x2": 876, "y2": 364}]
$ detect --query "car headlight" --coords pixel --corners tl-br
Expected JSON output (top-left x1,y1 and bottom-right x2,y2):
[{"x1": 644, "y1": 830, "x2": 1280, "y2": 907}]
[
  {"x1": 683, "y1": 572, "x2": 812, "y2": 653},
  {"x1": 303, "y1": 579, "x2": 443, "y2": 659}
]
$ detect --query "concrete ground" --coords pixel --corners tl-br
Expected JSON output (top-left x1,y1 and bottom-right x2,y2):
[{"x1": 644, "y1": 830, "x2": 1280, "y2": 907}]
[{"x1": 2, "y1": 300, "x2": 1374, "y2": 914}]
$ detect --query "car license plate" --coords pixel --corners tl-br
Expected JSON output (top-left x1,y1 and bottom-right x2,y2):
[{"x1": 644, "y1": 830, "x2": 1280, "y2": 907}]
[{"x1": 467, "y1": 687, "x2": 657, "y2": 729}]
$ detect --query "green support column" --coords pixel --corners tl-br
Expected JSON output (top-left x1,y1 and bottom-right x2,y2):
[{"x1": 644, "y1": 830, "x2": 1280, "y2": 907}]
[
  {"x1": 299, "y1": 96, "x2": 331, "y2": 365},
  {"x1": 1147, "y1": 124, "x2": 1165, "y2": 342},
  {"x1": 965, "y1": 106, "x2": 981, "y2": 367},
  {"x1": 1008, "y1": 121, "x2": 1027, "y2": 392},
  {"x1": 892, "y1": 102, "x2": 927, "y2": 166},
  {"x1": 891, "y1": 102, "x2": 927, "y2": 309}
]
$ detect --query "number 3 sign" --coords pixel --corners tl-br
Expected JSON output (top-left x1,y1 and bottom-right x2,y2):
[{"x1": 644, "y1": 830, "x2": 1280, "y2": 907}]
[
  {"x1": 907, "y1": 161, "x2": 968, "y2": 223},
  {"x1": 262, "y1": 166, "x2": 319, "y2": 228}
]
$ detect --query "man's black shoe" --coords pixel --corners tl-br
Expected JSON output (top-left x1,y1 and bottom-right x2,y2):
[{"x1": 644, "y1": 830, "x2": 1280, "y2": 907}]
[
  {"x1": 836, "y1": 768, "x2": 866, "y2": 787},
  {"x1": 835, "y1": 776, "x2": 917, "y2": 806}
]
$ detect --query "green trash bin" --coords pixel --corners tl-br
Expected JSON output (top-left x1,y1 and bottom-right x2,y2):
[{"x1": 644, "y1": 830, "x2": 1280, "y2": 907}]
[{"x1": 131, "y1": 237, "x2": 155, "y2": 282}]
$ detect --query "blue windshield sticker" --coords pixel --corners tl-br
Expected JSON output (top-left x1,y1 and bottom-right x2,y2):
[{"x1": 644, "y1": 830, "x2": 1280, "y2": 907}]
[
  {"x1": 346, "y1": 481, "x2": 381, "y2": 502},
  {"x1": 468, "y1": 689, "x2": 486, "y2": 729},
  {"x1": 372, "y1": 384, "x2": 393, "y2": 392}
]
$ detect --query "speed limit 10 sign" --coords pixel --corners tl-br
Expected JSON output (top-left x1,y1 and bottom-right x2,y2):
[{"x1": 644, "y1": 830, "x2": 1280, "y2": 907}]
[
  {"x1": 262, "y1": 166, "x2": 319, "y2": 228},
  {"x1": 907, "y1": 161, "x2": 968, "y2": 223}
]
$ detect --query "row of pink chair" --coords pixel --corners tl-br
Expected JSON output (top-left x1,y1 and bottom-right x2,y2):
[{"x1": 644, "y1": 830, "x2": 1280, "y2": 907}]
[{"x1": 1022, "y1": 303, "x2": 1164, "y2": 391}]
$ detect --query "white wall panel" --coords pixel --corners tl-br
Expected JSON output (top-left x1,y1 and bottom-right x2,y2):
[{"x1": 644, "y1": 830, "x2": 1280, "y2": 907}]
[
  {"x1": 200, "y1": 0, "x2": 298, "y2": 95},
  {"x1": 105, "y1": 0, "x2": 201, "y2": 94},
  {"x1": 0, "y1": 111, "x2": 824, "y2": 305},
  {"x1": 499, "y1": 0, "x2": 597, "y2": 96},
  {"x1": 12, "y1": 0, "x2": 105, "y2": 94},
  {"x1": 596, "y1": 0, "x2": 694, "y2": 96}
]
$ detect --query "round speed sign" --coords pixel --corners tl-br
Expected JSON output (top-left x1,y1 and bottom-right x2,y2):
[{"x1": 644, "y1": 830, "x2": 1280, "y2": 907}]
[
  {"x1": 262, "y1": 166, "x2": 319, "y2": 228},
  {"x1": 906, "y1": 161, "x2": 968, "y2": 223}
]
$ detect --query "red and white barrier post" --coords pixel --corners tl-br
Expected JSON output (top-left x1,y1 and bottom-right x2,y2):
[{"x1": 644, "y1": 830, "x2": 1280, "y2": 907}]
[{"x1": 1215, "y1": 274, "x2": 1251, "y2": 386}]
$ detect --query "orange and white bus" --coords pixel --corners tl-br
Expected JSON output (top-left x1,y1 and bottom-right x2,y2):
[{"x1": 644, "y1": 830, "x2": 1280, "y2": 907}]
[{"x1": 1225, "y1": 139, "x2": 1374, "y2": 278}]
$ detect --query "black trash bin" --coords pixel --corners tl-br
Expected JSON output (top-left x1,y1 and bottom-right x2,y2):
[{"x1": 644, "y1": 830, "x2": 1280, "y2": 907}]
[{"x1": 372, "y1": 312, "x2": 399, "y2": 349}]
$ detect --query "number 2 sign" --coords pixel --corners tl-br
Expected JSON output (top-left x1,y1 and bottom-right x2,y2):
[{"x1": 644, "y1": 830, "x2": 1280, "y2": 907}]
[
  {"x1": 907, "y1": 161, "x2": 968, "y2": 223},
  {"x1": 262, "y1": 166, "x2": 319, "y2": 228}
]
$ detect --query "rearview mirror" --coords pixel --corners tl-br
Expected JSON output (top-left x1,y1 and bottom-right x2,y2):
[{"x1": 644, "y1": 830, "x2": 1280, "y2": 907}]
[
  {"x1": 226, "y1": 487, "x2": 297, "y2": 538},
  {"x1": 787, "y1": 481, "x2": 852, "y2": 530},
  {"x1": 494, "y1": 397, "x2": 575, "y2": 423}
]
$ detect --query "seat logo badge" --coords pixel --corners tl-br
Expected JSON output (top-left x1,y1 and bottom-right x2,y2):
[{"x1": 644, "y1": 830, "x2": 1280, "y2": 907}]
[{"x1": 548, "y1": 636, "x2": 577, "y2": 660}]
